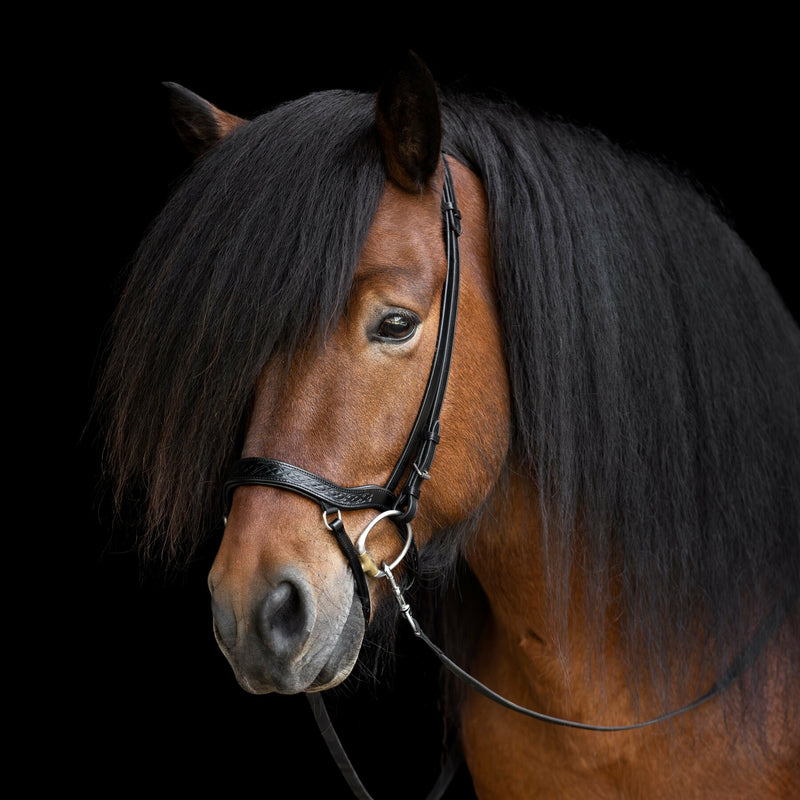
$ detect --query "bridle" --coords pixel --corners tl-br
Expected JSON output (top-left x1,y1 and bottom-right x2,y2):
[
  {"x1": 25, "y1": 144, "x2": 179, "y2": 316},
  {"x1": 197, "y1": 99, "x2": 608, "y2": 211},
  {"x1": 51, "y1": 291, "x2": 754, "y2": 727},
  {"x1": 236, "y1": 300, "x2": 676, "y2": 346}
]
[
  {"x1": 223, "y1": 154, "x2": 462, "y2": 626},
  {"x1": 221, "y1": 154, "x2": 790, "y2": 799}
]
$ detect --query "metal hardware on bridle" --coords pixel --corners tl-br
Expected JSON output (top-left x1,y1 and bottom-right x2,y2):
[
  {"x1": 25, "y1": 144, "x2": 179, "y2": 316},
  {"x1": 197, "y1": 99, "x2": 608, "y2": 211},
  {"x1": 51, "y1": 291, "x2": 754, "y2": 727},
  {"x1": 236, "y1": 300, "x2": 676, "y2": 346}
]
[
  {"x1": 222, "y1": 153, "x2": 462, "y2": 626},
  {"x1": 355, "y1": 509, "x2": 414, "y2": 578},
  {"x1": 381, "y1": 561, "x2": 419, "y2": 634}
]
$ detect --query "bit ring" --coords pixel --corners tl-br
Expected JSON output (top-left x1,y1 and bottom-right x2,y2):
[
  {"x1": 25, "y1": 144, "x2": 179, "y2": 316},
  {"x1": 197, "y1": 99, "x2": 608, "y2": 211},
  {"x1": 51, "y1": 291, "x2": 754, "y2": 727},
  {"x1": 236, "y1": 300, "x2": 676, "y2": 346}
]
[{"x1": 356, "y1": 509, "x2": 414, "y2": 578}]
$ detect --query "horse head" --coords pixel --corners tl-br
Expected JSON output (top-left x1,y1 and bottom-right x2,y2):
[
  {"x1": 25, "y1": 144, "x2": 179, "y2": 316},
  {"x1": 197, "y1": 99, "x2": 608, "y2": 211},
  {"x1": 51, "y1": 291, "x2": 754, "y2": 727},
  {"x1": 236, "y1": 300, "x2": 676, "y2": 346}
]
[{"x1": 185, "y1": 55, "x2": 511, "y2": 694}]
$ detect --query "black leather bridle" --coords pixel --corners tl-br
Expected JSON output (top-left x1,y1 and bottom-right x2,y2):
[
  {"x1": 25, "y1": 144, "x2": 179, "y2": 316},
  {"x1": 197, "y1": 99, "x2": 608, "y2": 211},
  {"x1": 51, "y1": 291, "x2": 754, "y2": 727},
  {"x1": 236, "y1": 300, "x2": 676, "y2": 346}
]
[
  {"x1": 220, "y1": 154, "x2": 791, "y2": 799},
  {"x1": 223, "y1": 154, "x2": 462, "y2": 625}
]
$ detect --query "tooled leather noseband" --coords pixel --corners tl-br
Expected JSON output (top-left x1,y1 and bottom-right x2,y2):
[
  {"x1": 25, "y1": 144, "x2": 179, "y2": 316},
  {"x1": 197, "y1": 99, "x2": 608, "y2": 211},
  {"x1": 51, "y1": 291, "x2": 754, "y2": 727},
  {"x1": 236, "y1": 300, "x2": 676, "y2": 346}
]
[{"x1": 223, "y1": 154, "x2": 462, "y2": 624}]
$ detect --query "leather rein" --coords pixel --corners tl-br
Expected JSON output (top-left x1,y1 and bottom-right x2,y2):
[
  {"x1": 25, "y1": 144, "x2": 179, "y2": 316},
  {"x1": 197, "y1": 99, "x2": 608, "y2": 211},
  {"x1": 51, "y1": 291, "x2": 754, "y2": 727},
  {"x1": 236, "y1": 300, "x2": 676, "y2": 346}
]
[{"x1": 222, "y1": 155, "x2": 789, "y2": 799}]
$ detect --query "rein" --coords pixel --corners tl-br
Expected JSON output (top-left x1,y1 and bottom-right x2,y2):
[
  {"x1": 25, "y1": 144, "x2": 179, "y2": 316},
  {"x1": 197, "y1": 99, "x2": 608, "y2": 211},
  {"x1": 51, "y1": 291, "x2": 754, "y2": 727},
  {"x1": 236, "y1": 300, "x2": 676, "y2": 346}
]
[
  {"x1": 307, "y1": 587, "x2": 791, "y2": 800},
  {"x1": 222, "y1": 155, "x2": 789, "y2": 798}
]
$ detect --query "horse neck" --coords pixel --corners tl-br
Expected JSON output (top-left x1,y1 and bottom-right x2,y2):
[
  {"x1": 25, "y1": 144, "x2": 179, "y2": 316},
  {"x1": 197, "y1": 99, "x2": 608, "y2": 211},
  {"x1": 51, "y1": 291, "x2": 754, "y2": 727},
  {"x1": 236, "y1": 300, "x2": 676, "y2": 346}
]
[
  {"x1": 464, "y1": 468, "x2": 788, "y2": 723},
  {"x1": 460, "y1": 471, "x2": 800, "y2": 796},
  {"x1": 463, "y1": 467, "x2": 636, "y2": 720}
]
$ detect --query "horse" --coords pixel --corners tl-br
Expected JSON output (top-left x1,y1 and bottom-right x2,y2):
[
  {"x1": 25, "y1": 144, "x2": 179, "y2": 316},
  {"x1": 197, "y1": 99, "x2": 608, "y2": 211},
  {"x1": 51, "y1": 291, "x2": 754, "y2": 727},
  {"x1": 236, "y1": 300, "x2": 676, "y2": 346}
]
[{"x1": 96, "y1": 53, "x2": 800, "y2": 797}]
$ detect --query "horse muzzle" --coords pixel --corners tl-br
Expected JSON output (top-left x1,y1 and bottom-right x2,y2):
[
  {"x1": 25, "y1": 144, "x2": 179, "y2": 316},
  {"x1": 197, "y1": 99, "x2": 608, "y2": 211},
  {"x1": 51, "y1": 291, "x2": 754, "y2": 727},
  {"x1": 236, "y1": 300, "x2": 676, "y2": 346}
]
[{"x1": 209, "y1": 562, "x2": 365, "y2": 694}]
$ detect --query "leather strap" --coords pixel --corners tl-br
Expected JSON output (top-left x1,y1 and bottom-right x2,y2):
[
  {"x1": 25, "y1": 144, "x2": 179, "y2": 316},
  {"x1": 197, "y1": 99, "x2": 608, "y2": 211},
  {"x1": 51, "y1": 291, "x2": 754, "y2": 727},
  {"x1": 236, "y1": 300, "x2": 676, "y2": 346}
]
[
  {"x1": 304, "y1": 592, "x2": 794, "y2": 799},
  {"x1": 326, "y1": 514, "x2": 372, "y2": 623},
  {"x1": 409, "y1": 590, "x2": 796, "y2": 732},
  {"x1": 223, "y1": 458, "x2": 397, "y2": 515},
  {"x1": 386, "y1": 158, "x2": 461, "y2": 521},
  {"x1": 306, "y1": 693, "x2": 464, "y2": 800}
]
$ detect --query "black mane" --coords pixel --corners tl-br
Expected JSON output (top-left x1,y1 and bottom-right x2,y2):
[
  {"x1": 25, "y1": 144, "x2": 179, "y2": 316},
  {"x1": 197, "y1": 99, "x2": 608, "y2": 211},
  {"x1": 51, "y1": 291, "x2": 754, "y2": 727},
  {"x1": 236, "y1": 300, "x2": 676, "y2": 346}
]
[
  {"x1": 98, "y1": 90, "x2": 386, "y2": 559},
  {"x1": 440, "y1": 95, "x2": 799, "y2": 703},
  {"x1": 98, "y1": 88, "x2": 800, "y2": 713}
]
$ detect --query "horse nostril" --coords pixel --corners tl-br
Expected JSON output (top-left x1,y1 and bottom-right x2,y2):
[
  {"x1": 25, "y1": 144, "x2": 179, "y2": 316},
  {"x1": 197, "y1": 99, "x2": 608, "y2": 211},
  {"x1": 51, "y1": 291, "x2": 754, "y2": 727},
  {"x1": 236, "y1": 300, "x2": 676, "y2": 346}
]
[{"x1": 257, "y1": 580, "x2": 311, "y2": 656}]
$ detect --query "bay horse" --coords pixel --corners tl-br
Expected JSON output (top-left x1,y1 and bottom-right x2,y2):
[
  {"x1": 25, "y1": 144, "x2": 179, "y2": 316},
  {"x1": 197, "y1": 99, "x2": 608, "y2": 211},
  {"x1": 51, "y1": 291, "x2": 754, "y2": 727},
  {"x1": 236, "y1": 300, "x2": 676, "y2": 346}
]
[{"x1": 97, "y1": 54, "x2": 800, "y2": 797}]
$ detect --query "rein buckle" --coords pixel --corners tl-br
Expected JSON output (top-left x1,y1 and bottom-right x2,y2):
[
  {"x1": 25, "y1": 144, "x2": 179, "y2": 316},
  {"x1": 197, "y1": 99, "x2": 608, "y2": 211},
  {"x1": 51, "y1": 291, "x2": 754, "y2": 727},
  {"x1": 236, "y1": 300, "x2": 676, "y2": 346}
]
[{"x1": 382, "y1": 562, "x2": 420, "y2": 636}]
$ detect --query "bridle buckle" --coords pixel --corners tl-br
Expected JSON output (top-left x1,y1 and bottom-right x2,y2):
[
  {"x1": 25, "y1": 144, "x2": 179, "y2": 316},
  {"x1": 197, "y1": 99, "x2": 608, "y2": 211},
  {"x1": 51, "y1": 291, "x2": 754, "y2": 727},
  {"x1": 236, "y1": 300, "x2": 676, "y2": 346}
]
[{"x1": 322, "y1": 507, "x2": 343, "y2": 531}]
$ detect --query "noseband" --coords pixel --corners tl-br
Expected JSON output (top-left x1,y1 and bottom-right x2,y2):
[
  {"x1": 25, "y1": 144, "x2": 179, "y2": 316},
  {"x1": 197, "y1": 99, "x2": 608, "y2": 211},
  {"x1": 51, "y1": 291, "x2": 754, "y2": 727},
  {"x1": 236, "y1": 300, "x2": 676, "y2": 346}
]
[{"x1": 223, "y1": 154, "x2": 462, "y2": 624}]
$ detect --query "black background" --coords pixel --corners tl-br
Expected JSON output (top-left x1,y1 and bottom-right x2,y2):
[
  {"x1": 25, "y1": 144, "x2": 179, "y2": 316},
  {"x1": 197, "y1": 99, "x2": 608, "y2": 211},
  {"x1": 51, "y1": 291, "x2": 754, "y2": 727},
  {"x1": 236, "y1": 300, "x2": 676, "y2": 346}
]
[{"x1": 49, "y1": 14, "x2": 795, "y2": 798}]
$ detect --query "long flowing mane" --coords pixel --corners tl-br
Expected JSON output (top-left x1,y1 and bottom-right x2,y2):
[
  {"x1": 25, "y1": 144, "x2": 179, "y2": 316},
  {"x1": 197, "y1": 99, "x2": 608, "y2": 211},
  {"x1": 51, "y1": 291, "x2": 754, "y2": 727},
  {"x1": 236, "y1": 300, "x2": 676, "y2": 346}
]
[
  {"x1": 97, "y1": 88, "x2": 800, "y2": 715},
  {"x1": 99, "y1": 91, "x2": 386, "y2": 560},
  {"x1": 440, "y1": 95, "x2": 800, "y2": 705}
]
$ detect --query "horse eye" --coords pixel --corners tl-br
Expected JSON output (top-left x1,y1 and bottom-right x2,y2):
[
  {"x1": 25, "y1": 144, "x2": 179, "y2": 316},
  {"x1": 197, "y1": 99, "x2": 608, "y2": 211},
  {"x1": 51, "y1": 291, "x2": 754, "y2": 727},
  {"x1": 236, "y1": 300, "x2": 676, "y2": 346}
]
[{"x1": 375, "y1": 311, "x2": 419, "y2": 342}]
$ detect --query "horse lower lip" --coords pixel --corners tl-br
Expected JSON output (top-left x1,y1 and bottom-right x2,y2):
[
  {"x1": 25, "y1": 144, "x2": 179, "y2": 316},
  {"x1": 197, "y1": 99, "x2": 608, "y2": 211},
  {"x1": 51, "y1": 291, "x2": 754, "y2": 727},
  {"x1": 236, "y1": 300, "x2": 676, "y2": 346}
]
[
  {"x1": 231, "y1": 653, "x2": 323, "y2": 695},
  {"x1": 309, "y1": 592, "x2": 365, "y2": 690}
]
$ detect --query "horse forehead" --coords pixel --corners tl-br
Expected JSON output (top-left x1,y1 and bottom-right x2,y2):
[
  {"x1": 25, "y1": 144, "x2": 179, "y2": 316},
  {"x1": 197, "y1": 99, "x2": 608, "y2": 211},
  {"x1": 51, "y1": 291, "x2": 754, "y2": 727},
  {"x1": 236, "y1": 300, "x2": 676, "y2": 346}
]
[{"x1": 359, "y1": 180, "x2": 444, "y2": 263}]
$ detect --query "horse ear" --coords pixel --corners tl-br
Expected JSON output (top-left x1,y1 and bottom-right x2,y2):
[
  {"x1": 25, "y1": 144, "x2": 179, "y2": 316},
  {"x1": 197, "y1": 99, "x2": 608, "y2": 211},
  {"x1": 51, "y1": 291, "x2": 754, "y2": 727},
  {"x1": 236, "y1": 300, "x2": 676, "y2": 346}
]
[
  {"x1": 375, "y1": 52, "x2": 442, "y2": 192},
  {"x1": 163, "y1": 82, "x2": 247, "y2": 157}
]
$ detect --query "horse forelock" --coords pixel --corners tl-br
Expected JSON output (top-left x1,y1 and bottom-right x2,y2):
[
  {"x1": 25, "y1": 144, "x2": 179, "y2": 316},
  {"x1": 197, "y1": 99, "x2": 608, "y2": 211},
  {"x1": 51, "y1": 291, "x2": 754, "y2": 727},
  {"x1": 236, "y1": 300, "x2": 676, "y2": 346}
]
[{"x1": 98, "y1": 90, "x2": 386, "y2": 563}]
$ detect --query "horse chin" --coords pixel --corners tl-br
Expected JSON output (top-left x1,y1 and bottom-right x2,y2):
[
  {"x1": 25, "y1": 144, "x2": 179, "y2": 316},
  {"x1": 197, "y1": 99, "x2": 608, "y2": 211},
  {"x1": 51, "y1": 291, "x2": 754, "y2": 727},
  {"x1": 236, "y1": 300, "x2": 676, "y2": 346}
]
[
  {"x1": 304, "y1": 590, "x2": 365, "y2": 693},
  {"x1": 228, "y1": 587, "x2": 365, "y2": 696}
]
